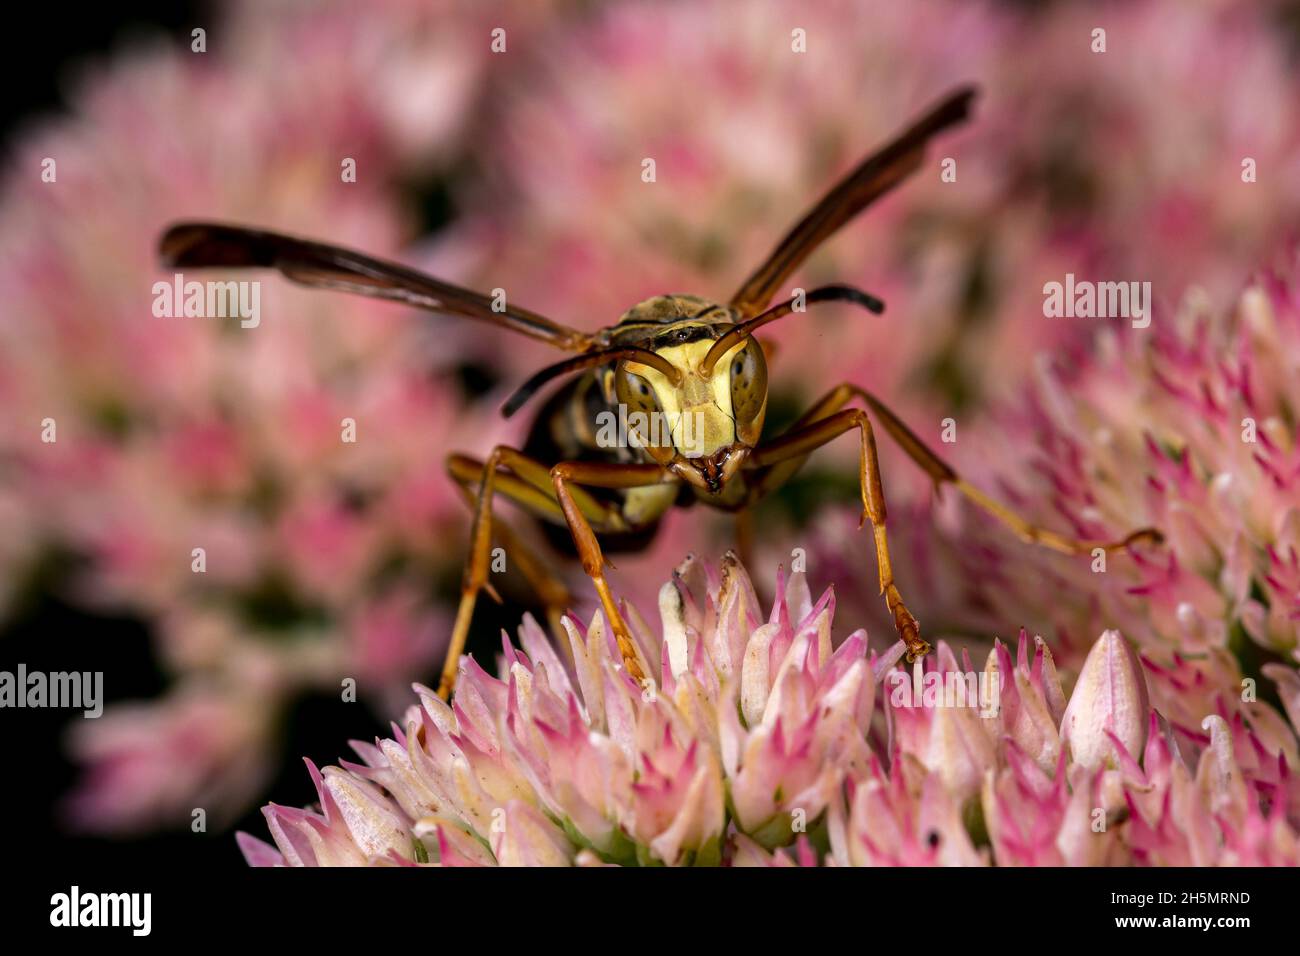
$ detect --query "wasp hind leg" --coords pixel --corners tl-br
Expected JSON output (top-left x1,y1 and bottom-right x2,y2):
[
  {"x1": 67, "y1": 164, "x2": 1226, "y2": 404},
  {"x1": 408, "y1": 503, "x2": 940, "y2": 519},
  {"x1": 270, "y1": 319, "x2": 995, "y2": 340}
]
[{"x1": 810, "y1": 384, "x2": 1162, "y2": 555}]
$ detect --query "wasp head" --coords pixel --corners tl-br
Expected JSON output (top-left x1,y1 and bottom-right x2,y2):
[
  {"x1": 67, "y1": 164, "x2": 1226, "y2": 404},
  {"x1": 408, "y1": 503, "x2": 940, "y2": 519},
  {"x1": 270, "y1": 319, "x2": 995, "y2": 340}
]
[{"x1": 609, "y1": 311, "x2": 767, "y2": 494}]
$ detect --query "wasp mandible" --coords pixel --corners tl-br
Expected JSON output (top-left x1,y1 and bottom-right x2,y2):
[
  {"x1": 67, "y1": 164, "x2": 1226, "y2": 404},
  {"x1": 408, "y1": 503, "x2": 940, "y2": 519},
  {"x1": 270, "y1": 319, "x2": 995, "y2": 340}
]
[{"x1": 159, "y1": 86, "x2": 1160, "y2": 699}]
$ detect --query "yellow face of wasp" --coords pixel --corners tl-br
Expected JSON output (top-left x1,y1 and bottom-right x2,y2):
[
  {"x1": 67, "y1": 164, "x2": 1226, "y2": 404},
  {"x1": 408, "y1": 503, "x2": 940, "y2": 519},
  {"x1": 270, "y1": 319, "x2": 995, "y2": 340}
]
[{"x1": 608, "y1": 327, "x2": 767, "y2": 491}]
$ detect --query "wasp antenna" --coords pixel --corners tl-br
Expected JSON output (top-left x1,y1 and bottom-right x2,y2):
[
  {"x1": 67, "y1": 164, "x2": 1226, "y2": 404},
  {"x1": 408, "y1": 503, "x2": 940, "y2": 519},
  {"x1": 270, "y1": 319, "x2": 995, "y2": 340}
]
[
  {"x1": 502, "y1": 346, "x2": 682, "y2": 418},
  {"x1": 699, "y1": 284, "x2": 884, "y2": 375},
  {"x1": 502, "y1": 354, "x2": 604, "y2": 418}
]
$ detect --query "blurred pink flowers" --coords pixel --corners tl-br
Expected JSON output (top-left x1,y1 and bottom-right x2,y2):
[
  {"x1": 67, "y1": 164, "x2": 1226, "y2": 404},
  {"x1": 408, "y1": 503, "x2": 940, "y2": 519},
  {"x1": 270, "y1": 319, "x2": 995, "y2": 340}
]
[
  {"x1": 461, "y1": 0, "x2": 1300, "y2": 420},
  {"x1": 905, "y1": 258, "x2": 1300, "y2": 740},
  {"x1": 241, "y1": 555, "x2": 1300, "y2": 866},
  {"x1": 0, "y1": 0, "x2": 545, "y2": 832},
  {"x1": 2, "y1": 0, "x2": 1300, "y2": 842},
  {"x1": 66, "y1": 683, "x2": 275, "y2": 834}
]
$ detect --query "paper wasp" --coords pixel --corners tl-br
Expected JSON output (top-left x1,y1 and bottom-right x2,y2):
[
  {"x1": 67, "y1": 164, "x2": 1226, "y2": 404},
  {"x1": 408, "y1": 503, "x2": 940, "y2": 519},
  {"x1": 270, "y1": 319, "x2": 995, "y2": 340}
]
[{"x1": 159, "y1": 85, "x2": 1160, "y2": 699}]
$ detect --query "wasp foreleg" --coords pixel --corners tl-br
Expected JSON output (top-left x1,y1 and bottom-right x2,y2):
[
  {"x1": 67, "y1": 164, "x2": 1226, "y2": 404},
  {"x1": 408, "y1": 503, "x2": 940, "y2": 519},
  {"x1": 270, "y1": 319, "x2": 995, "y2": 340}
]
[
  {"x1": 550, "y1": 460, "x2": 674, "y2": 687},
  {"x1": 439, "y1": 447, "x2": 634, "y2": 700},
  {"x1": 747, "y1": 408, "x2": 929, "y2": 662}
]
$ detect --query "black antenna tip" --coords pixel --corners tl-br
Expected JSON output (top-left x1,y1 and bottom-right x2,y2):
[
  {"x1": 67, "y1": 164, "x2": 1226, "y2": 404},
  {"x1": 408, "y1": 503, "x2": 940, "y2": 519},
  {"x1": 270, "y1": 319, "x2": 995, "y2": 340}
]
[{"x1": 809, "y1": 284, "x2": 886, "y2": 315}]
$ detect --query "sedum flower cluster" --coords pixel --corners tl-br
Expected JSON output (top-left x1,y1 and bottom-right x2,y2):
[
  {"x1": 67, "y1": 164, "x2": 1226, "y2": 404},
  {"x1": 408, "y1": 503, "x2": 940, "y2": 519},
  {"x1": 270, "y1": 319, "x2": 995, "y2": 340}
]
[{"x1": 241, "y1": 553, "x2": 1300, "y2": 866}]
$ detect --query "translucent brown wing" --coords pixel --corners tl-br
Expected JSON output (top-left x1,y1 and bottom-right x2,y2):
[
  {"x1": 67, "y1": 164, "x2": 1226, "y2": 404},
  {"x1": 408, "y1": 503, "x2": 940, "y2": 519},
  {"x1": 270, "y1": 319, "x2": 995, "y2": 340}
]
[
  {"x1": 159, "y1": 222, "x2": 595, "y2": 351},
  {"x1": 730, "y1": 86, "x2": 977, "y2": 317}
]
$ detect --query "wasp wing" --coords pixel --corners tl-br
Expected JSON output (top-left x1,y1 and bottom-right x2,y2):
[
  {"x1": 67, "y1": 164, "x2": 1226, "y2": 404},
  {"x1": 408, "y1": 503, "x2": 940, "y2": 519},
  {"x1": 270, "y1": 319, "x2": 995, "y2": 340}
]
[
  {"x1": 730, "y1": 86, "x2": 976, "y2": 317},
  {"x1": 160, "y1": 222, "x2": 595, "y2": 351}
]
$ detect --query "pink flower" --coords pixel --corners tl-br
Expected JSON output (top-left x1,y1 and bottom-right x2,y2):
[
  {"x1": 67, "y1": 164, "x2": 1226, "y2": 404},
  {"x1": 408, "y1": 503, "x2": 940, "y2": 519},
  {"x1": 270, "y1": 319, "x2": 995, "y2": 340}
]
[
  {"x1": 1060, "y1": 630, "x2": 1150, "y2": 770},
  {"x1": 242, "y1": 558, "x2": 1300, "y2": 865},
  {"x1": 1, "y1": 0, "x2": 547, "y2": 831}
]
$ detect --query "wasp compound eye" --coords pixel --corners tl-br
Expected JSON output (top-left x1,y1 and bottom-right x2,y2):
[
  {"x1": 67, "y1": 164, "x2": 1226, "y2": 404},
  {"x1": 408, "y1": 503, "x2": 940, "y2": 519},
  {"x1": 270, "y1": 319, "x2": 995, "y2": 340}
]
[{"x1": 729, "y1": 340, "x2": 768, "y2": 446}]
